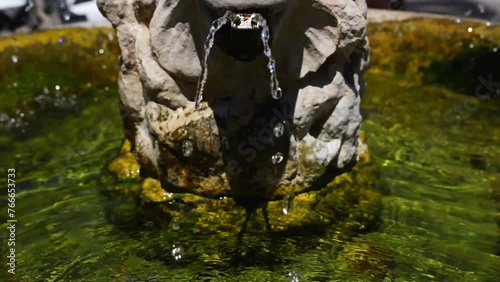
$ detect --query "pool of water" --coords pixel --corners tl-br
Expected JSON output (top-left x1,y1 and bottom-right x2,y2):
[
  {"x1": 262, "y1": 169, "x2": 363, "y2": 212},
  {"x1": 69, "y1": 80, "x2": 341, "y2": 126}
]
[{"x1": 0, "y1": 21, "x2": 499, "y2": 281}]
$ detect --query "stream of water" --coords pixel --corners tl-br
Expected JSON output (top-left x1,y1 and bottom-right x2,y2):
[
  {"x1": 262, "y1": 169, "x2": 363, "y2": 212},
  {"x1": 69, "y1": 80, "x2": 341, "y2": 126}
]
[{"x1": 195, "y1": 11, "x2": 282, "y2": 109}]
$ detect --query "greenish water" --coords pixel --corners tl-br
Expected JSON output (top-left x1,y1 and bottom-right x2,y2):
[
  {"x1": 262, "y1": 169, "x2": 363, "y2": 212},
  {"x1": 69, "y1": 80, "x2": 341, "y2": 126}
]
[{"x1": 0, "y1": 27, "x2": 499, "y2": 281}]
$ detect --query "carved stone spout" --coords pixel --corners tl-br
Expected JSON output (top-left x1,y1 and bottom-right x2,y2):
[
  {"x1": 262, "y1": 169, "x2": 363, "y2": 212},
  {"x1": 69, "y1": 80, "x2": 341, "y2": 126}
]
[{"x1": 98, "y1": 0, "x2": 370, "y2": 202}]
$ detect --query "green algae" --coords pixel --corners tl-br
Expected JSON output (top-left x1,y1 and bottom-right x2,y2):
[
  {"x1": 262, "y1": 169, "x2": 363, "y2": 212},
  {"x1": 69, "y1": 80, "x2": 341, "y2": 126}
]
[
  {"x1": 368, "y1": 19, "x2": 500, "y2": 95},
  {"x1": 0, "y1": 17, "x2": 499, "y2": 281}
]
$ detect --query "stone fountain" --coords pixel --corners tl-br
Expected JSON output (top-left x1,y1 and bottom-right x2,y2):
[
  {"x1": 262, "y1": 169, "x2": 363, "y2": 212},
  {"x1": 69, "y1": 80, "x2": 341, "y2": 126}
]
[{"x1": 98, "y1": 0, "x2": 370, "y2": 204}]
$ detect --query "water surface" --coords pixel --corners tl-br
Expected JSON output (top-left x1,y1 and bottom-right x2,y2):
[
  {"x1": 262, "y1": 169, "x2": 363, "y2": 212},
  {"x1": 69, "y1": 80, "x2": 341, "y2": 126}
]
[{"x1": 0, "y1": 22, "x2": 499, "y2": 281}]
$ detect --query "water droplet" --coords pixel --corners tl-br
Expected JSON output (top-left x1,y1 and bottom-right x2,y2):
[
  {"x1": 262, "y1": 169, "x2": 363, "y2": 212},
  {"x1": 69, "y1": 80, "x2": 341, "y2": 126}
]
[
  {"x1": 282, "y1": 193, "x2": 294, "y2": 215},
  {"x1": 486, "y1": 21, "x2": 491, "y2": 27},
  {"x1": 261, "y1": 28, "x2": 270, "y2": 42},
  {"x1": 264, "y1": 46, "x2": 272, "y2": 57},
  {"x1": 478, "y1": 4, "x2": 485, "y2": 14},
  {"x1": 267, "y1": 58, "x2": 276, "y2": 72},
  {"x1": 493, "y1": 47, "x2": 498, "y2": 52},
  {"x1": 98, "y1": 49, "x2": 105, "y2": 55},
  {"x1": 464, "y1": 10, "x2": 472, "y2": 17},
  {"x1": 182, "y1": 140, "x2": 194, "y2": 157},
  {"x1": 12, "y1": 82, "x2": 18, "y2": 88},
  {"x1": 170, "y1": 217, "x2": 180, "y2": 230},
  {"x1": 273, "y1": 87, "x2": 283, "y2": 99},
  {"x1": 43, "y1": 87, "x2": 49, "y2": 94},
  {"x1": 467, "y1": 27, "x2": 473, "y2": 33},
  {"x1": 107, "y1": 33, "x2": 114, "y2": 41},
  {"x1": 58, "y1": 38, "x2": 64, "y2": 44},
  {"x1": 102, "y1": 65, "x2": 107, "y2": 70},
  {"x1": 55, "y1": 85, "x2": 61, "y2": 91},
  {"x1": 469, "y1": 43, "x2": 474, "y2": 49},
  {"x1": 172, "y1": 245, "x2": 184, "y2": 260},
  {"x1": 143, "y1": 221, "x2": 154, "y2": 228},
  {"x1": 272, "y1": 152, "x2": 284, "y2": 164},
  {"x1": 162, "y1": 191, "x2": 173, "y2": 201},
  {"x1": 289, "y1": 271, "x2": 300, "y2": 282},
  {"x1": 86, "y1": 82, "x2": 92, "y2": 88},
  {"x1": 11, "y1": 55, "x2": 18, "y2": 63},
  {"x1": 274, "y1": 122, "x2": 285, "y2": 137},
  {"x1": 104, "y1": 86, "x2": 109, "y2": 91},
  {"x1": 455, "y1": 18, "x2": 461, "y2": 24}
]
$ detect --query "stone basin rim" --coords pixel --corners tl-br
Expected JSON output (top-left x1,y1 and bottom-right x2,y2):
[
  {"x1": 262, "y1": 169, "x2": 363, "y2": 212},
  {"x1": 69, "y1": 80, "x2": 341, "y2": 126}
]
[{"x1": 2, "y1": 8, "x2": 495, "y2": 39}]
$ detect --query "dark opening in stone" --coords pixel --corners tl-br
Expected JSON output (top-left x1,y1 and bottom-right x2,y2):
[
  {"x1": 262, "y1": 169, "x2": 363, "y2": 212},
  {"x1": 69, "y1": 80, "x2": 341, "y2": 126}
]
[{"x1": 210, "y1": 8, "x2": 272, "y2": 62}]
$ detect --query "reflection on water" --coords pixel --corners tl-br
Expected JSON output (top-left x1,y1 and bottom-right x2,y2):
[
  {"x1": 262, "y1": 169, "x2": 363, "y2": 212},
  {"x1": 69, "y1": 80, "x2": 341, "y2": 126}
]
[{"x1": 0, "y1": 23, "x2": 499, "y2": 281}]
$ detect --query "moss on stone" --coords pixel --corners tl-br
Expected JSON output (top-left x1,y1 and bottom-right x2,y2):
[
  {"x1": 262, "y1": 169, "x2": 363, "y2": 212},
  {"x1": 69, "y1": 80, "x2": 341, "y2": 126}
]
[
  {"x1": 106, "y1": 134, "x2": 383, "y2": 237},
  {"x1": 107, "y1": 140, "x2": 142, "y2": 181}
]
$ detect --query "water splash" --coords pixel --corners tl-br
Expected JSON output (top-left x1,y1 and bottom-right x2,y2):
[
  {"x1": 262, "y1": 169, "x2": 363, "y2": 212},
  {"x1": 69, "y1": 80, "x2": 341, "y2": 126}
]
[
  {"x1": 195, "y1": 12, "x2": 282, "y2": 109},
  {"x1": 182, "y1": 140, "x2": 194, "y2": 157},
  {"x1": 271, "y1": 152, "x2": 284, "y2": 164},
  {"x1": 194, "y1": 11, "x2": 232, "y2": 109},
  {"x1": 171, "y1": 245, "x2": 184, "y2": 260}
]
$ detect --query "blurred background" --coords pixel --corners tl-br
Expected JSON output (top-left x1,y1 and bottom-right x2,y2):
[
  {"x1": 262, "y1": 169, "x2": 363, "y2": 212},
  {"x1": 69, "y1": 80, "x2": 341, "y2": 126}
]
[{"x1": 0, "y1": 0, "x2": 498, "y2": 35}]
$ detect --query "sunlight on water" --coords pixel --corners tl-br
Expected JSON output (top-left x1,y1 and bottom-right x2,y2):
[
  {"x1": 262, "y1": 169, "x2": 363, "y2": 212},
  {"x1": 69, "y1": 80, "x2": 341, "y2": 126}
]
[{"x1": 0, "y1": 19, "x2": 499, "y2": 281}]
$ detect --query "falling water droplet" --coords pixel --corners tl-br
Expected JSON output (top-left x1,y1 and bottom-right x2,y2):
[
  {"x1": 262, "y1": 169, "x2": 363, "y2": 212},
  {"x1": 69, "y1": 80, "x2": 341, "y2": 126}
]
[
  {"x1": 182, "y1": 140, "x2": 194, "y2": 157},
  {"x1": 43, "y1": 87, "x2": 49, "y2": 94},
  {"x1": 55, "y1": 85, "x2": 61, "y2": 91},
  {"x1": 274, "y1": 122, "x2": 285, "y2": 138},
  {"x1": 12, "y1": 82, "x2": 18, "y2": 88},
  {"x1": 170, "y1": 217, "x2": 180, "y2": 230},
  {"x1": 282, "y1": 193, "x2": 294, "y2": 215},
  {"x1": 486, "y1": 21, "x2": 491, "y2": 27},
  {"x1": 58, "y1": 38, "x2": 64, "y2": 44},
  {"x1": 272, "y1": 152, "x2": 284, "y2": 164},
  {"x1": 289, "y1": 271, "x2": 300, "y2": 282},
  {"x1": 171, "y1": 245, "x2": 184, "y2": 260},
  {"x1": 455, "y1": 18, "x2": 462, "y2": 24},
  {"x1": 11, "y1": 55, "x2": 18, "y2": 63},
  {"x1": 467, "y1": 27, "x2": 473, "y2": 33},
  {"x1": 267, "y1": 58, "x2": 276, "y2": 72},
  {"x1": 478, "y1": 4, "x2": 485, "y2": 14},
  {"x1": 493, "y1": 47, "x2": 498, "y2": 52},
  {"x1": 469, "y1": 43, "x2": 474, "y2": 49},
  {"x1": 273, "y1": 87, "x2": 283, "y2": 99},
  {"x1": 464, "y1": 10, "x2": 472, "y2": 17},
  {"x1": 261, "y1": 28, "x2": 270, "y2": 42},
  {"x1": 98, "y1": 49, "x2": 105, "y2": 55}
]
